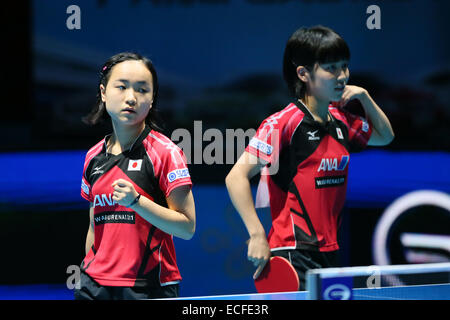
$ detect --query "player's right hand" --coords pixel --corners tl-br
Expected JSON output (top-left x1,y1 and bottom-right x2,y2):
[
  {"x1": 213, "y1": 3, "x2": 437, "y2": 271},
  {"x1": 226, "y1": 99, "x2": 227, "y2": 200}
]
[{"x1": 247, "y1": 234, "x2": 271, "y2": 280}]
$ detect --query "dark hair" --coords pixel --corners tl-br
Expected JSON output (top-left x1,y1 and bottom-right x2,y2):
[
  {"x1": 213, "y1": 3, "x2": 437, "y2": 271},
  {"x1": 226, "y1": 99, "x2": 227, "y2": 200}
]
[
  {"x1": 283, "y1": 25, "x2": 351, "y2": 99},
  {"x1": 83, "y1": 52, "x2": 163, "y2": 132}
]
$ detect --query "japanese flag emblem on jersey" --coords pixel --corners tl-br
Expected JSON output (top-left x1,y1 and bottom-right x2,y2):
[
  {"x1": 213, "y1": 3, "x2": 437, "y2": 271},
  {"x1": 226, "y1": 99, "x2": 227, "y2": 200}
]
[
  {"x1": 336, "y1": 127, "x2": 344, "y2": 139},
  {"x1": 128, "y1": 159, "x2": 142, "y2": 171}
]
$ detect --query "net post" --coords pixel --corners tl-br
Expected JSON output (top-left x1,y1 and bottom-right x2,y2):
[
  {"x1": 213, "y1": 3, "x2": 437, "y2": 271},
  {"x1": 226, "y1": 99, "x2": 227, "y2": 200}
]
[{"x1": 306, "y1": 270, "x2": 321, "y2": 300}]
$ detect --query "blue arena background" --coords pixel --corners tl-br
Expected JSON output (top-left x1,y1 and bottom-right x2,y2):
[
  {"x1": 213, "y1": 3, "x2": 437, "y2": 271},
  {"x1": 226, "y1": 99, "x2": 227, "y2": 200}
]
[
  {"x1": 0, "y1": 150, "x2": 448, "y2": 298},
  {"x1": 1, "y1": 0, "x2": 449, "y2": 300},
  {"x1": 1, "y1": 150, "x2": 448, "y2": 209}
]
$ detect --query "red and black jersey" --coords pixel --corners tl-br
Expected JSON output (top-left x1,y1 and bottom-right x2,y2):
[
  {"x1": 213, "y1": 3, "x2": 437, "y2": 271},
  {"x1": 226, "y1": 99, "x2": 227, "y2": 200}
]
[
  {"x1": 246, "y1": 101, "x2": 372, "y2": 253},
  {"x1": 80, "y1": 125, "x2": 192, "y2": 287}
]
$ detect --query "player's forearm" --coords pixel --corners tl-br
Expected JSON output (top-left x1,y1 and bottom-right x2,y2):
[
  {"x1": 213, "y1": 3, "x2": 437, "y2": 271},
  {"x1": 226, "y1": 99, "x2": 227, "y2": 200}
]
[
  {"x1": 225, "y1": 171, "x2": 266, "y2": 238},
  {"x1": 85, "y1": 207, "x2": 95, "y2": 255},
  {"x1": 131, "y1": 196, "x2": 195, "y2": 240},
  {"x1": 359, "y1": 91, "x2": 395, "y2": 145},
  {"x1": 85, "y1": 226, "x2": 94, "y2": 255}
]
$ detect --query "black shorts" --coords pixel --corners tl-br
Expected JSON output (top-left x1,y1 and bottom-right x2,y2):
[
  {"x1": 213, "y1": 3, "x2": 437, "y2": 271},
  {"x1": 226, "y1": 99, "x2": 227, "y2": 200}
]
[
  {"x1": 271, "y1": 249, "x2": 340, "y2": 291},
  {"x1": 74, "y1": 270, "x2": 179, "y2": 300}
]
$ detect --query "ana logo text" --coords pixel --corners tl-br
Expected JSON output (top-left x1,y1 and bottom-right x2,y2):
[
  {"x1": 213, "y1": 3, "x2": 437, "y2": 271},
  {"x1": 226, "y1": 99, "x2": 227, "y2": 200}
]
[
  {"x1": 93, "y1": 193, "x2": 118, "y2": 208},
  {"x1": 317, "y1": 155, "x2": 349, "y2": 172}
]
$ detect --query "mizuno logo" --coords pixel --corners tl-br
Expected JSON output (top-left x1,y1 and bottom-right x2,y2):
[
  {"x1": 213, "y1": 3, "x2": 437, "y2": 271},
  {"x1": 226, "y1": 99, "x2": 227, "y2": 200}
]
[
  {"x1": 307, "y1": 130, "x2": 320, "y2": 140},
  {"x1": 92, "y1": 163, "x2": 107, "y2": 175}
]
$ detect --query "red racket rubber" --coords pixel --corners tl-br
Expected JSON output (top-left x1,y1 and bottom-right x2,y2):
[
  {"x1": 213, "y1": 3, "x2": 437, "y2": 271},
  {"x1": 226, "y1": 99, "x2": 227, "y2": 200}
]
[{"x1": 254, "y1": 256, "x2": 300, "y2": 293}]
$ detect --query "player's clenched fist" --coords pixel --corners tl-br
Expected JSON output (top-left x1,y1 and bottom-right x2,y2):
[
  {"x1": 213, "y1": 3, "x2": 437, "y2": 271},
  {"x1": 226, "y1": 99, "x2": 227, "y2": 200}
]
[{"x1": 112, "y1": 179, "x2": 139, "y2": 207}]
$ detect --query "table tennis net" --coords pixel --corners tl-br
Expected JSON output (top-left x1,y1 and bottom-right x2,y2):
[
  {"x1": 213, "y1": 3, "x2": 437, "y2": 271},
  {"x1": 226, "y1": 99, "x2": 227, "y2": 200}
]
[{"x1": 306, "y1": 262, "x2": 450, "y2": 300}]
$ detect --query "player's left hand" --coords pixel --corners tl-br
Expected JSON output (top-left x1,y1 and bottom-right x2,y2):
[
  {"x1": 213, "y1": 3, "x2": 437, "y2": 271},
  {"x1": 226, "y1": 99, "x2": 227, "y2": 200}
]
[
  {"x1": 112, "y1": 179, "x2": 139, "y2": 207},
  {"x1": 338, "y1": 85, "x2": 368, "y2": 107}
]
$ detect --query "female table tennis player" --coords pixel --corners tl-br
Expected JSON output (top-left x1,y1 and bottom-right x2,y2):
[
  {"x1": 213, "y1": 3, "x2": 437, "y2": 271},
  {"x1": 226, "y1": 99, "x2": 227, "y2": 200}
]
[
  {"x1": 225, "y1": 26, "x2": 394, "y2": 290},
  {"x1": 75, "y1": 52, "x2": 195, "y2": 300}
]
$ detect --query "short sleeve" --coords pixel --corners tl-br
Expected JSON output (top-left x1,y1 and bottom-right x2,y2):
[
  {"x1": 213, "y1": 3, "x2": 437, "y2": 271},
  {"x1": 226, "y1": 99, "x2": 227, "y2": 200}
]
[
  {"x1": 81, "y1": 176, "x2": 92, "y2": 202},
  {"x1": 330, "y1": 104, "x2": 373, "y2": 152},
  {"x1": 345, "y1": 110, "x2": 372, "y2": 152},
  {"x1": 245, "y1": 118, "x2": 282, "y2": 164},
  {"x1": 81, "y1": 154, "x2": 93, "y2": 202},
  {"x1": 158, "y1": 143, "x2": 192, "y2": 198},
  {"x1": 80, "y1": 141, "x2": 104, "y2": 203}
]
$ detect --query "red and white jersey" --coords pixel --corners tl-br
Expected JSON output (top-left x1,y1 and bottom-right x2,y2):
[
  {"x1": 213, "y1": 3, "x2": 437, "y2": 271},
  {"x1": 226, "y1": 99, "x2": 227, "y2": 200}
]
[
  {"x1": 80, "y1": 126, "x2": 192, "y2": 287},
  {"x1": 246, "y1": 101, "x2": 372, "y2": 252}
]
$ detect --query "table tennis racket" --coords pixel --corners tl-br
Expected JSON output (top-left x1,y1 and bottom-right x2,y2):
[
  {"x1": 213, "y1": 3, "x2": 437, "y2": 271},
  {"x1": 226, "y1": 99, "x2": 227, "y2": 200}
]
[{"x1": 254, "y1": 256, "x2": 300, "y2": 293}]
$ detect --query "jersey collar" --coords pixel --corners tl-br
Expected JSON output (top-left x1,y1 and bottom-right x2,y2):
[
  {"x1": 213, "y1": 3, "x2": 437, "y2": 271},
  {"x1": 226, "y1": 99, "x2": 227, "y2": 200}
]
[
  {"x1": 294, "y1": 100, "x2": 335, "y2": 130},
  {"x1": 102, "y1": 125, "x2": 152, "y2": 155}
]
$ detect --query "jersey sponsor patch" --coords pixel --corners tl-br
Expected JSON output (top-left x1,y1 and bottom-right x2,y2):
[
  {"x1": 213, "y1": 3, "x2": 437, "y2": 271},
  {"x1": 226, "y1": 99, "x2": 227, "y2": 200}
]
[
  {"x1": 249, "y1": 137, "x2": 273, "y2": 155},
  {"x1": 94, "y1": 211, "x2": 135, "y2": 225},
  {"x1": 93, "y1": 193, "x2": 118, "y2": 208},
  {"x1": 167, "y1": 168, "x2": 190, "y2": 183},
  {"x1": 128, "y1": 159, "x2": 143, "y2": 171},
  {"x1": 81, "y1": 179, "x2": 90, "y2": 195},
  {"x1": 361, "y1": 117, "x2": 369, "y2": 133},
  {"x1": 317, "y1": 155, "x2": 349, "y2": 172},
  {"x1": 315, "y1": 175, "x2": 346, "y2": 189}
]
